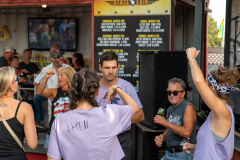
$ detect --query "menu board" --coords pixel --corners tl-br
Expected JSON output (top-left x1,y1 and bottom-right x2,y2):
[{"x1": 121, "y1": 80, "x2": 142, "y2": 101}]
[{"x1": 94, "y1": 15, "x2": 170, "y2": 92}]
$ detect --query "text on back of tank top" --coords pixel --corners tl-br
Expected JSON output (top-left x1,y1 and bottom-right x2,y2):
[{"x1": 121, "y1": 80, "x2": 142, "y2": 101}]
[{"x1": 67, "y1": 120, "x2": 89, "y2": 132}]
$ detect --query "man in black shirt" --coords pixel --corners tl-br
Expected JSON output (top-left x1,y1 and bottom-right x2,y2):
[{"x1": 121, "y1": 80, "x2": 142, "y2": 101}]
[
  {"x1": 19, "y1": 49, "x2": 40, "y2": 80},
  {"x1": 0, "y1": 46, "x2": 16, "y2": 68}
]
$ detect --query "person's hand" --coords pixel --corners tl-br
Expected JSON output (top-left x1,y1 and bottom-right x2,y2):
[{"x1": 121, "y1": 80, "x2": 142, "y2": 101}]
[
  {"x1": 186, "y1": 47, "x2": 200, "y2": 61},
  {"x1": 155, "y1": 134, "x2": 163, "y2": 147},
  {"x1": 183, "y1": 142, "x2": 195, "y2": 153},
  {"x1": 154, "y1": 115, "x2": 168, "y2": 127},
  {"x1": 19, "y1": 77, "x2": 26, "y2": 82},
  {"x1": 46, "y1": 69, "x2": 55, "y2": 79},
  {"x1": 21, "y1": 69, "x2": 29, "y2": 74},
  {"x1": 103, "y1": 85, "x2": 118, "y2": 103}
]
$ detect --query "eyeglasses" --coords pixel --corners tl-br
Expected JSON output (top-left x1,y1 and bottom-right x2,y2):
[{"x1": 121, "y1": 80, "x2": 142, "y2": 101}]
[
  {"x1": 13, "y1": 76, "x2": 20, "y2": 84},
  {"x1": 54, "y1": 54, "x2": 63, "y2": 59},
  {"x1": 167, "y1": 90, "x2": 184, "y2": 96}
]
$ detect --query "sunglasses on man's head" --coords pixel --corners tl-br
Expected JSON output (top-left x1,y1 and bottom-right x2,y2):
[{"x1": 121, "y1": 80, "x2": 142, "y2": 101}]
[
  {"x1": 167, "y1": 90, "x2": 184, "y2": 96},
  {"x1": 13, "y1": 76, "x2": 20, "y2": 84},
  {"x1": 54, "y1": 54, "x2": 63, "y2": 59}
]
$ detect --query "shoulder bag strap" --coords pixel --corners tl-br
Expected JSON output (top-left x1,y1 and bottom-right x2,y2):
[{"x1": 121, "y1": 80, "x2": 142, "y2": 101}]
[{"x1": 0, "y1": 113, "x2": 25, "y2": 152}]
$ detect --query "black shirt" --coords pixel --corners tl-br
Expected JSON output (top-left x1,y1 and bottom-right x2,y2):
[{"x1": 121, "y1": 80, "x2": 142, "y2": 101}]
[
  {"x1": 49, "y1": 88, "x2": 70, "y2": 135},
  {"x1": 0, "y1": 56, "x2": 9, "y2": 68},
  {"x1": 19, "y1": 62, "x2": 40, "y2": 77},
  {"x1": 0, "y1": 102, "x2": 27, "y2": 160},
  {"x1": 75, "y1": 68, "x2": 81, "y2": 72}
]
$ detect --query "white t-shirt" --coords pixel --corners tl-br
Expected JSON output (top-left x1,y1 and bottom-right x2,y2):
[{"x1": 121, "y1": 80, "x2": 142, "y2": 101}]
[{"x1": 34, "y1": 62, "x2": 69, "y2": 89}]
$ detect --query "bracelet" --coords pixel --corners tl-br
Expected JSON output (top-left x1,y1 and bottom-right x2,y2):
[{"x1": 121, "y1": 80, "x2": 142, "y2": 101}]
[
  {"x1": 115, "y1": 87, "x2": 121, "y2": 92},
  {"x1": 189, "y1": 59, "x2": 197, "y2": 63}
]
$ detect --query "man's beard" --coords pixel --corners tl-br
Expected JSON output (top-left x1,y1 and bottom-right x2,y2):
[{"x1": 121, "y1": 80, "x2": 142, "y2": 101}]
[{"x1": 55, "y1": 61, "x2": 63, "y2": 67}]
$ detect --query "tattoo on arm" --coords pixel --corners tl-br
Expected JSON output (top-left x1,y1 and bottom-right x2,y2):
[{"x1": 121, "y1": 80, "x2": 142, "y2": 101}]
[{"x1": 0, "y1": 103, "x2": 7, "y2": 108}]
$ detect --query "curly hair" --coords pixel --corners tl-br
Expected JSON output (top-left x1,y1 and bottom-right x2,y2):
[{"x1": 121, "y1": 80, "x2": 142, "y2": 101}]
[
  {"x1": 69, "y1": 68, "x2": 100, "y2": 110},
  {"x1": 208, "y1": 66, "x2": 240, "y2": 107}
]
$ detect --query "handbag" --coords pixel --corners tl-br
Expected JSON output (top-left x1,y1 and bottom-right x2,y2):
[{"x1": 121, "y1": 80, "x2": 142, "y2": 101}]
[{"x1": 0, "y1": 113, "x2": 25, "y2": 152}]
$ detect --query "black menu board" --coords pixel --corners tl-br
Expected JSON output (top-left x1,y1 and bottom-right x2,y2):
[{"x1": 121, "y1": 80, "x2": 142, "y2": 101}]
[{"x1": 94, "y1": 15, "x2": 170, "y2": 92}]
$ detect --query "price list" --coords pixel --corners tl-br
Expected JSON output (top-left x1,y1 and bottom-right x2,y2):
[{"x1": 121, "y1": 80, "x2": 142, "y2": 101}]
[{"x1": 94, "y1": 15, "x2": 170, "y2": 92}]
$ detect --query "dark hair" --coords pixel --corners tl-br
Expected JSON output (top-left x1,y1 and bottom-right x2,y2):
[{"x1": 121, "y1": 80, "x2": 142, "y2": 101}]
[
  {"x1": 73, "y1": 53, "x2": 85, "y2": 67},
  {"x1": 65, "y1": 27, "x2": 72, "y2": 34},
  {"x1": 100, "y1": 51, "x2": 118, "y2": 66},
  {"x1": 69, "y1": 69, "x2": 100, "y2": 110},
  {"x1": 23, "y1": 49, "x2": 32, "y2": 54},
  {"x1": 49, "y1": 25, "x2": 54, "y2": 29},
  {"x1": 208, "y1": 66, "x2": 240, "y2": 106},
  {"x1": 67, "y1": 58, "x2": 72, "y2": 65},
  {"x1": 10, "y1": 56, "x2": 19, "y2": 62}
]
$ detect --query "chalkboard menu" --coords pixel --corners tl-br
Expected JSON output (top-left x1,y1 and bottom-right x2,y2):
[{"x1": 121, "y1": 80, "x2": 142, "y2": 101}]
[{"x1": 94, "y1": 15, "x2": 170, "y2": 92}]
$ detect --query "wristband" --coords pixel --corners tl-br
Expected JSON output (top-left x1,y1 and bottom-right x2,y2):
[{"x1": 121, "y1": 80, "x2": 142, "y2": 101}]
[
  {"x1": 189, "y1": 59, "x2": 197, "y2": 63},
  {"x1": 115, "y1": 87, "x2": 121, "y2": 92}
]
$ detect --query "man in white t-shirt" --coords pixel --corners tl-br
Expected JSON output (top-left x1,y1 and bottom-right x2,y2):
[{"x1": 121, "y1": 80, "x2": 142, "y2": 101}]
[
  {"x1": 97, "y1": 51, "x2": 144, "y2": 160},
  {"x1": 33, "y1": 46, "x2": 69, "y2": 128}
]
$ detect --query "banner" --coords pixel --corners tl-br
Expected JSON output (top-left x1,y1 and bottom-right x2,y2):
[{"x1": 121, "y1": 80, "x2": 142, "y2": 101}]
[
  {"x1": 18, "y1": 54, "x2": 91, "y2": 69},
  {"x1": 94, "y1": 0, "x2": 171, "y2": 16},
  {"x1": 218, "y1": 19, "x2": 224, "y2": 39},
  {"x1": 0, "y1": 26, "x2": 10, "y2": 42}
]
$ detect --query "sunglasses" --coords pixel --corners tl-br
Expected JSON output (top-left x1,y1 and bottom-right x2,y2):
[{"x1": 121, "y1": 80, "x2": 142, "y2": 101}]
[
  {"x1": 167, "y1": 90, "x2": 184, "y2": 96},
  {"x1": 54, "y1": 54, "x2": 63, "y2": 59},
  {"x1": 13, "y1": 76, "x2": 20, "y2": 84}
]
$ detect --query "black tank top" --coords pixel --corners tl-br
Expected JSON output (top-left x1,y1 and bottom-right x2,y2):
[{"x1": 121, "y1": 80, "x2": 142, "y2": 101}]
[
  {"x1": 0, "y1": 101, "x2": 27, "y2": 160},
  {"x1": 48, "y1": 88, "x2": 70, "y2": 135}
]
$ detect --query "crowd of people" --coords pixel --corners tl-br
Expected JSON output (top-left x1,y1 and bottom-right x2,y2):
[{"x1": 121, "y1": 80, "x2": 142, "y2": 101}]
[
  {"x1": 29, "y1": 19, "x2": 76, "y2": 50},
  {"x1": 0, "y1": 46, "x2": 238, "y2": 160}
]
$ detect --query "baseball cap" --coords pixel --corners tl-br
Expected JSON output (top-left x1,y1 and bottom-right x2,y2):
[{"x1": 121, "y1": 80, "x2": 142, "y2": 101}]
[
  {"x1": 4, "y1": 46, "x2": 15, "y2": 53},
  {"x1": 50, "y1": 49, "x2": 65, "y2": 58}
]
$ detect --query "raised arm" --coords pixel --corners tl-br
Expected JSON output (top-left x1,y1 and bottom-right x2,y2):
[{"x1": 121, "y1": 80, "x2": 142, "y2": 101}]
[
  {"x1": 186, "y1": 48, "x2": 230, "y2": 118},
  {"x1": 104, "y1": 85, "x2": 139, "y2": 115},
  {"x1": 37, "y1": 69, "x2": 55, "y2": 100}
]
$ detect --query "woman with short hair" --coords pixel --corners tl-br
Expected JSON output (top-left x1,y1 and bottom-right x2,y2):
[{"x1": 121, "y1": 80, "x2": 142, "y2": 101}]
[
  {"x1": 183, "y1": 48, "x2": 240, "y2": 160},
  {"x1": 47, "y1": 68, "x2": 139, "y2": 160},
  {"x1": 10, "y1": 56, "x2": 28, "y2": 78},
  {"x1": 0, "y1": 67, "x2": 38, "y2": 160}
]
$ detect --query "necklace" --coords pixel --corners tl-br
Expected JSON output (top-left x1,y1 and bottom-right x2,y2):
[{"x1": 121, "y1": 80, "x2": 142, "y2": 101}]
[{"x1": 63, "y1": 90, "x2": 68, "y2": 96}]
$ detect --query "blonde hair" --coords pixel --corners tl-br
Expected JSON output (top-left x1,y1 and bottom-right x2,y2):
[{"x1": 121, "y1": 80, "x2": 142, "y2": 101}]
[
  {"x1": 58, "y1": 66, "x2": 76, "y2": 88},
  {"x1": 0, "y1": 67, "x2": 15, "y2": 96}
]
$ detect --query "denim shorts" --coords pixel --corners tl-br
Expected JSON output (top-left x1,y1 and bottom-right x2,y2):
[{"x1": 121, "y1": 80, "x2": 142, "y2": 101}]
[
  {"x1": 43, "y1": 134, "x2": 50, "y2": 148},
  {"x1": 161, "y1": 150, "x2": 194, "y2": 160}
]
